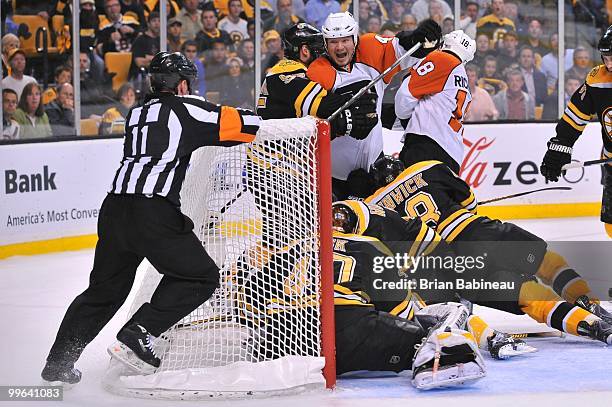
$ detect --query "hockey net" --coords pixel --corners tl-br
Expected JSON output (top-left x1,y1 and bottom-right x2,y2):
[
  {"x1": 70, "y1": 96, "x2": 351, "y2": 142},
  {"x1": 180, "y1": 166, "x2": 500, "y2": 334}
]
[{"x1": 103, "y1": 117, "x2": 335, "y2": 399}]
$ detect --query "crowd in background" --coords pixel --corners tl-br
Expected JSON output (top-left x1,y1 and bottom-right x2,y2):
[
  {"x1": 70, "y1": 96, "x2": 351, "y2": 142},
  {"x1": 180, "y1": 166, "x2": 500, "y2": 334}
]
[{"x1": 1, "y1": 0, "x2": 611, "y2": 140}]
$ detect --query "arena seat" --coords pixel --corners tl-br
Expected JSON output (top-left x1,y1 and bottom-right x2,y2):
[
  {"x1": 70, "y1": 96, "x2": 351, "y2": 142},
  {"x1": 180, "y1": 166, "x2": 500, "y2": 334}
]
[
  {"x1": 105, "y1": 52, "x2": 132, "y2": 92},
  {"x1": 80, "y1": 118, "x2": 100, "y2": 136},
  {"x1": 12, "y1": 15, "x2": 59, "y2": 57}
]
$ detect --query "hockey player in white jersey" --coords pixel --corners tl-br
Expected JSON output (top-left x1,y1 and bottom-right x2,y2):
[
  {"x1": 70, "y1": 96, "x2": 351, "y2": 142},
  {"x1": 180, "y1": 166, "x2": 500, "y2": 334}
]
[
  {"x1": 307, "y1": 12, "x2": 442, "y2": 199},
  {"x1": 395, "y1": 30, "x2": 476, "y2": 173}
]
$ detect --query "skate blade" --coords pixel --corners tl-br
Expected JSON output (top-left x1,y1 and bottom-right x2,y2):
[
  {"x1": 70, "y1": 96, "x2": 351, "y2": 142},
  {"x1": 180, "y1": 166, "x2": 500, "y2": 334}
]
[
  {"x1": 41, "y1": 379, "x2": 77, "y2": 390},
  {"x1": 496, "y1": 343, "x2": 538, "y2": 360},
  {"x1": 107, "y1": 341, "x2": 157, "y2": 375},
  {"x1": 412, "y1": 362, "x2": 485, "y2": 390}
]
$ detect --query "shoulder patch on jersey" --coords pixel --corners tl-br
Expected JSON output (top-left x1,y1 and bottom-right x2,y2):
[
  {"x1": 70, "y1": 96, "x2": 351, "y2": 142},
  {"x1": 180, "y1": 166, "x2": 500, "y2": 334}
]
[
  {"x1": 307, "y1": 57, "x2": 336, "y2": 90},
  {"x1": 586, "y1": 65, "x2": 612, "y2": 88},
  {"x1": 408, "y1": 51, "x2": 462, "y2": 98},
  {"x1": 269, "y1": 59, "x2": 307, "y2": 75}
]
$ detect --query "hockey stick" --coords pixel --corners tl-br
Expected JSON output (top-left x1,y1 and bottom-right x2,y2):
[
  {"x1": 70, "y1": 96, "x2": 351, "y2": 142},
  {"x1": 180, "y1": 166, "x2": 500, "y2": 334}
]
[
  {"x1": 479, "y1": 187, "x2": 572, "y2": 205},
  {"x1": 326, "y1": 42, "x2": 423, "y2": 122},
  {"x1": 511, "y1": 331, "x2": 564, "y2": 339},
  {"x1": 562, "y1": 157, "x2": 612, "y2": 170}
]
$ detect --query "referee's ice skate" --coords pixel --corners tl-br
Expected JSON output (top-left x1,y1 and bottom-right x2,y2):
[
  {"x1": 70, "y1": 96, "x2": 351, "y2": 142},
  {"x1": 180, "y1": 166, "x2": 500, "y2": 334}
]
[{"x1": 108, "y1": 323, "x2": 161, "y2": 374}]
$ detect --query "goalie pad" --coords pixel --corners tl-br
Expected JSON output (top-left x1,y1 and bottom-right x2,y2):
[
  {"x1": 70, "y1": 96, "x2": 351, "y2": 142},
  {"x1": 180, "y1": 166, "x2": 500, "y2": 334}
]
[
  {"x1": 412, "y1": 325, "x2": 486, "y2": 390},
  {"x1": 414, "y1": 302, "x2": 470, "y2": 332}
]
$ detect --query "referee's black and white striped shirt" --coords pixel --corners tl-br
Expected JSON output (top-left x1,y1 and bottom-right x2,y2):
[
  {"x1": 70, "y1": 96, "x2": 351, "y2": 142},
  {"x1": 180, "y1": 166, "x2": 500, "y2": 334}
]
[{"x1": 110, "y1": 93, "x2": 260, "y2": 206}]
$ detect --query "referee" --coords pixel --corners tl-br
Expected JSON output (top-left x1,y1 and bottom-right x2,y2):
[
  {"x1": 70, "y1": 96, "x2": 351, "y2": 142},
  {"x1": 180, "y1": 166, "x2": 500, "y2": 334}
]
[{"x1": 42, "y1": 52, "x2": 260, "y2": 384}]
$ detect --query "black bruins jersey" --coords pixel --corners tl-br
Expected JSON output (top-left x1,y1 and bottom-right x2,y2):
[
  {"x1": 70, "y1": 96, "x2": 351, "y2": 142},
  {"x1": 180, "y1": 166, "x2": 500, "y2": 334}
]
[
  {"x1": 365, "y1": 160, "x2": 479, "y2": 241},
  {"x1": 557, "y1": 65, "x2": 612, "y2": 157},
  {"x1": 257, "y1": 58, "x2": 331, "y2": 120}
]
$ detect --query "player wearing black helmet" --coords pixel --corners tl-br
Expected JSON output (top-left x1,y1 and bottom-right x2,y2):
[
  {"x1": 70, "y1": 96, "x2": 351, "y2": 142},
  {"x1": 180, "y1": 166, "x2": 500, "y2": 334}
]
[
  {"x1": 540, "y1": 25, "x2": 612, "y2": 237},
  {"x1": 42, "y1": 51, "x2": 262, "y2": 385}
]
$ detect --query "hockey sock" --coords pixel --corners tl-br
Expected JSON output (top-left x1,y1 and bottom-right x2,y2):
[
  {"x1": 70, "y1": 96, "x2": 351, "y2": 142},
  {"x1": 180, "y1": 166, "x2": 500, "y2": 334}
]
[
  {"x1": 605, "y1": 223, "x2": 612, "y2": 239},
  {"x1": 467, "y1": 315, "x2": 495, "y2": 350},
  {"x1": 389, "y1": 290, "x2": 426, "y2": 320},
  {"x1": 519, "y1": 281, "x2": 599, "y2": 336},
  {"x1": 535, "y1": 250, "x2": 597, "y2": 304}
]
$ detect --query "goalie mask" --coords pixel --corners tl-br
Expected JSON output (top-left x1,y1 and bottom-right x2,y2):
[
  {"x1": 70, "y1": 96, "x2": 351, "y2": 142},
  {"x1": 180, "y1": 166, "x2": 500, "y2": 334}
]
[
  {"x1": 370, "y1": 155, "x2": 405, "y2": 188},
  {"x1": 332, "y1": 203, "x2": 358, "y2": 234}
]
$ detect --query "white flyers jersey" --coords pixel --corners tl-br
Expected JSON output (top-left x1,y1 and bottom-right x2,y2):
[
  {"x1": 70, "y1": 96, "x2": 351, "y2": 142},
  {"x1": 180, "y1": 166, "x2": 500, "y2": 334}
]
[
  {"x1": 395, "y1": 50, "x2": 472, "y2": 167},
  {"x1": 307, "y1": 33, "x2": 420, "y2": 180}
]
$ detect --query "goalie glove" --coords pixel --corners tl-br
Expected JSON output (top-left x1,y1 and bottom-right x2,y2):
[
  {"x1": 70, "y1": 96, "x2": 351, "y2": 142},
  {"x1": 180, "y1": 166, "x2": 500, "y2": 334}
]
[
  {"x1": 330, "y1": 90, "x2": 378, "y2": 140},
  {"x1": 396, "y1": 19, "x2": 442, "y2": 58},
  {"x1": 412, "y1": 326, "x2": 486, "y2": 390},
  {"x1": 540, "y1": 137, "x2": 573, "y2": 182}
]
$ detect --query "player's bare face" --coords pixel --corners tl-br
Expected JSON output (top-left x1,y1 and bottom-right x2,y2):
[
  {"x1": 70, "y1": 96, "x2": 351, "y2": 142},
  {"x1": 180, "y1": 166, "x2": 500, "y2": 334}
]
[
  {"x1": 602, "y1": 55, "x2": 612, "y2": 72},
  {"x1": 327, "y1": 37, "x2": 356, "y2": 68}
]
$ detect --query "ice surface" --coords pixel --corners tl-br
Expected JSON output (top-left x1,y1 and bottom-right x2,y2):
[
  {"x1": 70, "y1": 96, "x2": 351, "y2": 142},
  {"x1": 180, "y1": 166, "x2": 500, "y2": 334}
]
[{"x1": 1, "y1": 217, "x2": 611, "y2": 407}]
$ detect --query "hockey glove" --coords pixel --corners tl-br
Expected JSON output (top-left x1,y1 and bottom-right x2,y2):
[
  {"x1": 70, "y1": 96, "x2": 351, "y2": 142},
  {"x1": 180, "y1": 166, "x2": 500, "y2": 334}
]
[
  {"x1": 396, "y1": 19, "x2": 442, "y2": 58},
  {"x1": 540, "y1": 137, "x2": 573, "y2": 182},
  {"x1": 331, "y1": 91, "x2": 378, "y2": 140}
]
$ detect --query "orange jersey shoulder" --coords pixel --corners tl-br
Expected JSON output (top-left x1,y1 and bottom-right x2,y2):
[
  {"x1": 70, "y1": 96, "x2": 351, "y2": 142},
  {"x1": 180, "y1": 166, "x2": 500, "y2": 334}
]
[
  {"x1": 408, "y1": 51, "x2": 461, "y2": 98},
  {"x1": 356, "y1": 33, "x2": 400, "y2": 83},
  {"x1": 307, "y1": 57, "x2": 336, "y2": 91}
]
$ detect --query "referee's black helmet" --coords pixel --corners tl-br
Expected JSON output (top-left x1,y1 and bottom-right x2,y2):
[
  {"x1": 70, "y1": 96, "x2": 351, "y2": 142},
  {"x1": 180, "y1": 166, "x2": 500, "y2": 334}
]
[
  {"x1": 283, "y1": 23, "x2": 325, "y2": 63},
  {"x1": 149, "y1": 51, "x2": 198, "y2": 93}
]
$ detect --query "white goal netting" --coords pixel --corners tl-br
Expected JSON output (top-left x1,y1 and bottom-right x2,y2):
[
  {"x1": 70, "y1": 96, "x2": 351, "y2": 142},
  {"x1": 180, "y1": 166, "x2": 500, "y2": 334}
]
[{"x1": 103, "y1": 117, "x2": 334, "y2": 399}]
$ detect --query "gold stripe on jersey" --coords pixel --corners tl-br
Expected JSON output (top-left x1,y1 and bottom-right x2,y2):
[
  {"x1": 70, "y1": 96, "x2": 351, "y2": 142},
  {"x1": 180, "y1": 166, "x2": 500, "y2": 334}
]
[
  {"x1": 567, "y1": 101, "x2": 591, "y2": 121},
  {"x1": 333, "y1": 284, "x2": 373, "y2": 306},
  {"x1": 295, "y1": 81, "x2": 317, "y2": 117},
  {"x1": 437, "y1": 209, "x2": 479, "y2": 241},
  {"x1": 562, "y1": 112, "x2": 588, "y2": 132},
  {"x1": 460, "y1": 189, "x2": 478, "y2": 212},
  {"x1": 333, "y1": 232, "x2": 395, "y2": 257},
  {"x1": 365, "y1": 160, "x2": 441, "y2": 209}
]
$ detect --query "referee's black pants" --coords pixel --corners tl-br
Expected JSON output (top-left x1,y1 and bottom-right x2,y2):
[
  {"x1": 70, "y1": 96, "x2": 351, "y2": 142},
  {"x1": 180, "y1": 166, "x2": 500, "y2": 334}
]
[{"x1": 46, "y1": 194, "x2": 220, "y2": 365}]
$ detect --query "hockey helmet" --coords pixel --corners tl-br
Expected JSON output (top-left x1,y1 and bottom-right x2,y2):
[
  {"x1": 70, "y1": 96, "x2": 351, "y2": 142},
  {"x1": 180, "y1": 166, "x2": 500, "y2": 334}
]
[
  {"x1": 598, "y1": 25, "x2": 612, "y2": 56},
  {"x1": 321, "y1": 12, "x2": 359, "y2": 50},
  {"x1": 149, "y1": 51, "x2": 198, "y2": 93},
  {"x1": 370, "y1": 155, "x2": 405, "y2": 188},
  {"x1": 332, "y1": 202, "x2": 358, "y2": 234},
  {"x1": 283, "y1": 23, "x2": 325, "y2": 63},
  {"x1": 441, "y1": 30, "x2": 476, "y2": 63}
]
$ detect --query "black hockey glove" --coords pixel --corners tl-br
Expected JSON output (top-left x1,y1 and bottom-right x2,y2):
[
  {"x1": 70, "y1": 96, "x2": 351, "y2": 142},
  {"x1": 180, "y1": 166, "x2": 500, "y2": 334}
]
[
  {"x1": 331, "y1": 91, "x2": 378, "y2": 140},
  {"x1": 396, "y1": 19, "x2": 442, "y2": 58},
  {"x1": 540, "y1": 137, "x2": 573, "y2": 182}
]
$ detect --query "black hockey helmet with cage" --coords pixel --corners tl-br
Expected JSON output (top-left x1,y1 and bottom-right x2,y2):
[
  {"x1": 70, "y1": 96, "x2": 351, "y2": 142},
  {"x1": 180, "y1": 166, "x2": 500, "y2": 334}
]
[
  {"x1": 283, "y1": 23, "x2": 325, "y2": 63},
  {"x1": 149, "y1": 51, "x2": 198, "y2": 93},
  {"x1": 599, "y1": 25, "x2": 612, "y2": 56},
  {"x1": 332, "y1": 202, "x2": 358, "y2": 234},
  {"x1": 370, "y1": 155, "x2": 405, "y2": 188}
]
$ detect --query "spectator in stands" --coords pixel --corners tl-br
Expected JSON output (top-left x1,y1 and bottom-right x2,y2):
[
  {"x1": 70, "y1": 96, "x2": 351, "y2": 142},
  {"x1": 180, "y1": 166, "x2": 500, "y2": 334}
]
[
  {"x1": 97, "y1": 0, "x2": 140, "y2": 53},
  {"x1": 176, "y1": 0, "x2": 203, "y2": 41},
  {"x1": 502, "y1": 0, "x2": 519, "y2": 26},
  {"x1": 366, "y1": 15, "x2": 382, "y2": 34},
  {"x1": 129, "y1": 11, "x2": 161, "y2": 80},
  {"x1": 479, "y1": 54, "x2": 506, "y2": 95},
  {"x1": 464, "y1": 63, "x2": 498, "y2": 121},
  {"x1": 14, "y1": 0, "x2": 50, "y2": 20},
  {"x1": 220, "y1": 56, "x2": 253, "y2": 108},
  {"x1": 239, "y1": 38, "x2": 255, "y2": 71},
  {"x1": 427, "y1": 0, "x2": 445, "y2": 26},
  {"x1": 247, "y1": 19, "x2": 256, "y2": 40},
  {"x1": 304, "y1": 0, "x2": 340, "y2": 28},
  {"x1": 264, "y1": 0, "x2": 304, "y2": 35},
  {"x1": 540, "y1": 33, "x2": 574, "y2": 91},
  {"x1": 121, "y1": 0, "x2": 147, "y2": 29},
  {"x1": 2, "y1": 49, "x2": 36, "y2": 100},
  {"x1": 459, "y1": 1, "x2": 478, "y2": 39},
  {"x1": 2, "y1": 89, "x2": 20, "y2": 140},
  {"x1": 442, "y1": 15, "x2": 455, "y2": 35},
  {"x1": 205, "y1": 39, "x2": 228, "y2": 92},
  {"x1": 99, "y1": 83, "x2": 135, "y2": 135},
  {"x1": 473, "y1": 33, "x2": 495, "y2": 67},
  {"x1": 386, "y1": 0, "x2": 405, "y2": 31},
  {"x1": 45, "y1": 83, "x2": 75, "y2": 137},
  {"x1": 517, "y1": 46, "x2": 546, "y2": 107},
  {"x1": 520, "y1": 17, "x2": 549, "y2": 60},
  {"x1": 43, "y1": 65, "x2": 72, "y2": 105},
  {"x1": 542, "y1": 75, "x2": 582, "y2": 120},
  {"x1": 496, "y1": 30, "x2": 520, "y2": 73},
  {"x1": 262, "y1": 30, "x2": 284, "y2": 76},
  {"x1": 401, "y1": 13, "x2": 418, "y2": 31},
  {"x1": 476, "y1": 0, "x2": 515, "y2": 48},
  {"x1": 79, "y1": 0, "x2": 99, "y2": 52},
  {"x1": 79, "y1": 51, "x2": 110, "y2": 118},
  {"x1": 167, "y1": 17, "x2": 183, "y2": 52},
  {"x1": 1, "y1": 33, "x2": 19, "y2": 77},
  {"x1": 219, "y1": 0, "x2": 249, "y2": 44},
  {"x1": 13, "y1": 82, "x2": 52, "y2": 139},
  {"x1": 181, "y1": 40, "x2": 207, "y2": 97},
  {"x1": 358, "y1": 0, "x2": 372, "y2": 30},
  {"x1": 565, "y1": 46, "x2": 593, "y2": 82},
  {"x1": 410, "y1": 0, "x2": 451, "y2": 23},
  {"x1": 196, "y1": 6, "x2": 232, "y2": 55},
  {"x1": 144, "y1": 0, "x2": 180, "y2": 20},
  {"x1": 493, "y1": 69, "x2": 535, "y2": 120}
]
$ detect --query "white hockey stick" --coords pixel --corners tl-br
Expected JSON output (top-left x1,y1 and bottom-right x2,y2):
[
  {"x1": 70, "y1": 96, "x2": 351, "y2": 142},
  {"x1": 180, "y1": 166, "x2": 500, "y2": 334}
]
[
  {"x1": 326, "y1": 42, "x2": 422, "y2": 122},
  {"x1": 562, "y1": 157, "x2": 612, "y2": 170}
]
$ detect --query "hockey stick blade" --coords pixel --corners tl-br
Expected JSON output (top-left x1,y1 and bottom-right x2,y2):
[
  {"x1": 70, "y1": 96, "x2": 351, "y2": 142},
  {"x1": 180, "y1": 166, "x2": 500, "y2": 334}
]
[
  {"x1": 562, "y1": 157, "x2": 612, "y2": 170},
  {"x1": 479, "y1": 187, "x2": 572, "y2": 205},
  {"x1": 327, "y1": 42, "x2": 422, "y2": 122}
]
